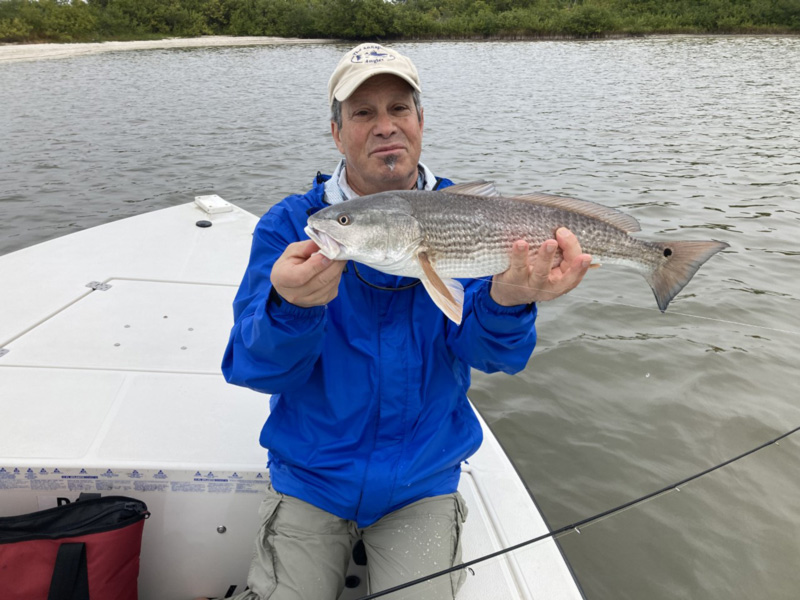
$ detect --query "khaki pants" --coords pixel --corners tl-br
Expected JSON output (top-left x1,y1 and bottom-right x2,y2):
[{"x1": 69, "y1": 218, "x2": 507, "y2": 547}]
[{"x1": 228, "y1": 483, "x2": 468, "y2": 600}]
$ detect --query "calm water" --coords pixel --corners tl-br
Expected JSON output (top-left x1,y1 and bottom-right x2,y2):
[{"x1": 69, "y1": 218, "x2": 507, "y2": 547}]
[{"x1": 2, "y1": 37, "x2": 800, "y2": 599}]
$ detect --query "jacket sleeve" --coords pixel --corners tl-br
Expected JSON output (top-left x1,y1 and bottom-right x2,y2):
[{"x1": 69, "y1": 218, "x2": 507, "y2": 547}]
[
  {"x1": 445, "y1": 279, "x2": 537, "y2": 375},
  {"x1": 221, "y1": 207, "x2": 327, "y2": 394}
]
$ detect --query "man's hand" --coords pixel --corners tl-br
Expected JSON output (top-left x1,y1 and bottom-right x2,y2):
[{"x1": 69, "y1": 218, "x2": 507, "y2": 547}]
[
  {"x1": 271, "y1": 240, "x2": 346, "y2": 307},
  {"x1": 490, "y1": 228, "x2": 592, "y2": 307}
]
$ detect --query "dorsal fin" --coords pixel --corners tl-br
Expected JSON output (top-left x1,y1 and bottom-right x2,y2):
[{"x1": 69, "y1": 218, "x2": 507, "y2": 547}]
[
  {"x1": 511, "y1": 192, "x2": 641, "y2": 233},
  {"x1": 441, "y1": 181, "x2": 500, "y2": 197}
]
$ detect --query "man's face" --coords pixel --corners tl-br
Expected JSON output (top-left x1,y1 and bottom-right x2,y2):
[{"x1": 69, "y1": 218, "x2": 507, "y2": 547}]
[{"x1": 331, "y1": 74, "x2": 424, "y2": 197}]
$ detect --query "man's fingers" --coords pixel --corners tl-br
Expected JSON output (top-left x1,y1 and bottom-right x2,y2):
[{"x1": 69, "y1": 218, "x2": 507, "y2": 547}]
[
  {"x1": 274, "y1": 259, "x2": 345, "y2": 307},
  {"x1": 561, "y1": 254, "x2": 592, "y2": 291},
  {"x1": 271, "y1": 238, "x2": 346, "y2": 307},
  {"x1": 508, "y1": 240, "x2": 530, "y2": 272},
  {"x1": 556, "y1": 228, "x2": 588, "y2": 272},
  {"x1": 303, "y1": 250, "x2": 333, "y2": 275},
  {"x1": 314, "y1": 259, "x2": 347, "y2": 287},
  {"x1": 286, "y1": 239, "x2": 323, "y2": 261},
  {"x1": 287, "y1": 240, "x2": 334, "y2": 273},
  {"x1": 532, "y1": 239, "x2": 557, "y2": 281},
  {"x1": 288, "y1": 259, "x2": 345, "y2": 295}
]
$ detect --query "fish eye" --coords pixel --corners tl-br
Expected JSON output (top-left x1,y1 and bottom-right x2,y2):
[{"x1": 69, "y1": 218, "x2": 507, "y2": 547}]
[{"x1": 337, "y1": 214, "x2": 351, "y2": 226}]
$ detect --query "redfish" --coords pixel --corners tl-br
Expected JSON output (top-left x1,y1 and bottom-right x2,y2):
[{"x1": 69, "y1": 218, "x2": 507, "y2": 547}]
[{"x1": 305, "y1": 182, "x2": 728, "y2": 324}]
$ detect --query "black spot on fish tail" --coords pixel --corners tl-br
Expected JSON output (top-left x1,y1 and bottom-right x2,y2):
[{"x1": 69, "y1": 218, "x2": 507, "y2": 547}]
[{"x1": 645, "y1": 240, "x2": 729, "y2": 311}]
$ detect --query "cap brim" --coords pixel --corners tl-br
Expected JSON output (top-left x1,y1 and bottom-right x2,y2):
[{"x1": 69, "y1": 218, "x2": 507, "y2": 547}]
[{"x1": 333, "y1": 68, "x2": 421, "y2": 103}]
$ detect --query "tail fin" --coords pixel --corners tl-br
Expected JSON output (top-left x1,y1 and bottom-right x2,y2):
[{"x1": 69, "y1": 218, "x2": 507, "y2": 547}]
[{"x1": 645, "y1": 240, "x2": 729, "y2": 312}]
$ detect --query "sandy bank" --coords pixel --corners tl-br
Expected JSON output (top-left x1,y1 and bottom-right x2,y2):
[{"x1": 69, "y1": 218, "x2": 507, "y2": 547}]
[{"x1": 0, "y1": 36, "x2": 335, "y2": 63}]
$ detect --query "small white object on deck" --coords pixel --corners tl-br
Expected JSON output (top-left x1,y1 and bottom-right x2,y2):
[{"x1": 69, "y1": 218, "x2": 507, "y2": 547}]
[{"x1": 195, "y1": 194, "x2": 233, "y2": 214}]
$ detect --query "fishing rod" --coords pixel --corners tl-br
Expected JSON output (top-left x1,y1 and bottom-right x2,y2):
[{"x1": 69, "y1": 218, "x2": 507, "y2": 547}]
[{"x1": 356, "y1": 423, "x2": 800, "y2": 600}]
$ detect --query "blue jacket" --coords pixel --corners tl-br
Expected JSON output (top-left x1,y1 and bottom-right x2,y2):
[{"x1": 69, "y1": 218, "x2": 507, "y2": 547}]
[{"x1": 222, "y1": 174, "x2": 538, "y2": 527}]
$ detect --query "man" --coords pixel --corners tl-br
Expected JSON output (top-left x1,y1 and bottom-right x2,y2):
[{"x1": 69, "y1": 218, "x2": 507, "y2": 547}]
[{"x1": 218, "y1": 43, "x2": 590, "y2": 600}]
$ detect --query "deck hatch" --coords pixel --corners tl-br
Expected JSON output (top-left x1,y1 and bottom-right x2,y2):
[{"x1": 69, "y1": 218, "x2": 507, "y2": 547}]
[{"x1": 1, "y1": 279, "x2": 236, "y2": 374}]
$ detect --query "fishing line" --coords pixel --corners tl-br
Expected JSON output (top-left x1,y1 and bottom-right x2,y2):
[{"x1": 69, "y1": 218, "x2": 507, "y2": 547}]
[
  {"x1": 470, "y1": 276, "x2": 800, "y2": 338},
  {"x1": 356, "y1": 424, "x2": 800, "y2": 600}
]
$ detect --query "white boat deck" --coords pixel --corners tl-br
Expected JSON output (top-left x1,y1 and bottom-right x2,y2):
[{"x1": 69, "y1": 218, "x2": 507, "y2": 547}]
[{"x1": 0, "y1": 200, "x2": 582, "y2": 599}]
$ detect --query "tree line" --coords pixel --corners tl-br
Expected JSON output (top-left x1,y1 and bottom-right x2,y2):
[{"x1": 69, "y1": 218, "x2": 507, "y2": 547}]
[{"x1": 1, "y1": 0, "x2": 798, "y2": 44}]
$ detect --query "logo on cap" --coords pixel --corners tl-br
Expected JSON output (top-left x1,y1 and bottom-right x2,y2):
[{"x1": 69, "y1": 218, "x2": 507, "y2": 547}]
[{"x1": 352, "y1": 45, "x2": 396, "y2": 65}]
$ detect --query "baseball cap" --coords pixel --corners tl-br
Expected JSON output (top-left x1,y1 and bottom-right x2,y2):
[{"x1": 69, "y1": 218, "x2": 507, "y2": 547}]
[{"x1": 328, "y1": 43, "x2": 421, "y2": 107}]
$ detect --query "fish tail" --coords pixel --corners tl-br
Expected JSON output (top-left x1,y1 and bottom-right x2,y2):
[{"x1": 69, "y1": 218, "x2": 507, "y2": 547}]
[{"x1": 645, "y1": 240, "x2": 729, "y2": 312}]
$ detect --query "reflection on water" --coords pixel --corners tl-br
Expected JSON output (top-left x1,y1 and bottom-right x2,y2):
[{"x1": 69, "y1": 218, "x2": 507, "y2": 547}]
[{"x1": 2, "y1": 36, "x2": 800, "y2": 600}]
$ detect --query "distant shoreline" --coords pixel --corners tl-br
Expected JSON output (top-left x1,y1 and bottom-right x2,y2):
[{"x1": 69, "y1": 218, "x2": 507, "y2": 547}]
[
  {"x1": 1, "y1": 33, "x2": 797, "y2": 64},
  {"x1": 0, "y1": 36, "x2": 336, "y2": 64}
]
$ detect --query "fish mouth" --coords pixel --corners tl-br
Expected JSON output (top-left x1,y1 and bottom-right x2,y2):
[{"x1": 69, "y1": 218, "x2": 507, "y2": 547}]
[{"x1": 304, "y1": 225, "x2": 344, "y2": 260}]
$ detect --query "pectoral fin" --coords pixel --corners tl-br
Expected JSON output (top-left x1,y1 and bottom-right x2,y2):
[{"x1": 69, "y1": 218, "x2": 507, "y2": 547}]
[{"x1": 417, "y1": 252, "x2": 464, "y2": 325}]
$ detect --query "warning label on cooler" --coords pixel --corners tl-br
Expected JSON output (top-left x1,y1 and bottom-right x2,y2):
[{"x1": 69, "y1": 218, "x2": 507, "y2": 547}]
[{"x1": 0, "y1": 466, "x2": 268, "y2": 494}]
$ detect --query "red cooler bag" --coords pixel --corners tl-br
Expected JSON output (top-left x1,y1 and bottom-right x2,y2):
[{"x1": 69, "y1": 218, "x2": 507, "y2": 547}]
[{"x1": 0, "y1": 495, "x2": 149, "y2": 600}]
